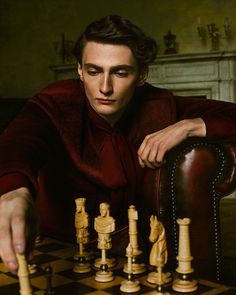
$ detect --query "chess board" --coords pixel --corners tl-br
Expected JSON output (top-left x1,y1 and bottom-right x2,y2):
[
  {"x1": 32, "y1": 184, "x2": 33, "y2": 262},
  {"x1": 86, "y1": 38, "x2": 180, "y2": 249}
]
[{"x1": 0, "y1": 237, "x2": 235, "y2": 295}]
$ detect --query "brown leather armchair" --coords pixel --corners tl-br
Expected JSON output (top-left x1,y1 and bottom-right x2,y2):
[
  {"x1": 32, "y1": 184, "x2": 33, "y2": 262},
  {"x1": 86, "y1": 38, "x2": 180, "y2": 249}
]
[{"x1": 140, "y1": 138, "x2": 236, "y2": 284}]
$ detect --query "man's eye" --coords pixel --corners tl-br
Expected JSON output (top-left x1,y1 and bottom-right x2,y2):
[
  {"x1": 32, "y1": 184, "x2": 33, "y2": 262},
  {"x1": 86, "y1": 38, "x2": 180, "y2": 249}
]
[
  {"x1": 87, "y1": 69, "x2": 99, "y2": 76},
  {"x1": 115, "y1": 71, "x2": 128, "y2": 77}
]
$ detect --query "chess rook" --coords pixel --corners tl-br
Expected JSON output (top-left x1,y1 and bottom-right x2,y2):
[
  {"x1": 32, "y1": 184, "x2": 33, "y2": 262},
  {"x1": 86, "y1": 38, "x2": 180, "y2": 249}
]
[
  {"x1": 123, "y1": 205, "x2": 146, "y2": 274},
  {"x1": 172, "y1": 218, "x2": 198, "y2": 293},
  {"x1": 128, "y1": 205, "x2": 141, "y2": 256},
  {"x1": 176, "y1": 218, "x2": 193, "y2": 274},
  {"x1": 120, "y1": 243, "x2": 140, "y2": 293}
]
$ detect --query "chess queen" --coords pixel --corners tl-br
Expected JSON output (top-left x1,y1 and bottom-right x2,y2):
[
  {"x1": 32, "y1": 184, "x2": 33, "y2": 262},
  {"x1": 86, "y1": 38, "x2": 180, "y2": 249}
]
[{"x1": 94, "y1": 202, "x2": 115, "y2": 251}]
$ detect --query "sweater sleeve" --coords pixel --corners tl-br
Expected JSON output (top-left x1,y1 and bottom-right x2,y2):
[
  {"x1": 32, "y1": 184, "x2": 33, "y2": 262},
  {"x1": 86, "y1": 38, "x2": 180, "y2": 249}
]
[
  {"x1": 174, "y1": 96, "x2": 236, "y2": 139},
  {"x1": 0, "y1": 97, "x2": 59, "y2": 195},
  {"x1": 0, "y1": 173, "x2": 33, "y2": 196}
]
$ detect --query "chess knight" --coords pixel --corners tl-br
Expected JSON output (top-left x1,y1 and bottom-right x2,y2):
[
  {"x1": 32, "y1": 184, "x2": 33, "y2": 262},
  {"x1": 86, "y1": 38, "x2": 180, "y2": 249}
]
[
  {"x1": 149, "y1": 215, "x2": 168, "y2": 267},
  {"x1": 148, "y1": 215, "x2": 172, "y2": 287},
  {"x1": 94, "y1": 202, "x2": 115, "y2": 250}
]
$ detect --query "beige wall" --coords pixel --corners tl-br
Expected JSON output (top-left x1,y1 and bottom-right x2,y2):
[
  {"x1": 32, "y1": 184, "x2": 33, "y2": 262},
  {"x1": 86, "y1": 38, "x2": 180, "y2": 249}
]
[{"x1": 1, "y1": 0, "x2": 235, "y2": 98}]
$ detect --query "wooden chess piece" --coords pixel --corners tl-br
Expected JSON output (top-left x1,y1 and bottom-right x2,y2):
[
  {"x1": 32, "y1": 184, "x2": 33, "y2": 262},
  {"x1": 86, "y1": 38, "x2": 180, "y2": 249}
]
[
  {"x1": 123, "y1": 205, "x2": 146, "y2": 275},
  {"x1": 28, "y1": 235, "x2": 41, "y2": 275},
  {"x1": 172, "y1": 218, "x2": 198, "y2": 293},
  {"x1": 94, "y1": 252, "x2": 114, "y2": 282},
  {"x1": 44, "y1": 265, "x2": 54, "y2": 294},
  {"x1": 16, "y1": 253, "x2": 32, "y2": 295},
  {"x1": 28, "y1": 263, "x2": 38, "y2": 275},
  {"x1": 120, "y1": 243, "x2": 140, "y2": 293},
  {"x1": 147, "y1": 215, "x2": 171, "y2": 286},
  {"x1": 73, "y1": 197, "x2": 91, "y2": 273},
  {"x1": 94, "y1": 202, "x2": 115, "y2": 282}
]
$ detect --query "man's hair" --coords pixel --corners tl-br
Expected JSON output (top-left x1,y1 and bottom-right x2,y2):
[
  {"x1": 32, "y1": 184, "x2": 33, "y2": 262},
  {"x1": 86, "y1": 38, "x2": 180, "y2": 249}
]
[{"x1": 73, "y1": 15, "x2": 158, "y2": 69}]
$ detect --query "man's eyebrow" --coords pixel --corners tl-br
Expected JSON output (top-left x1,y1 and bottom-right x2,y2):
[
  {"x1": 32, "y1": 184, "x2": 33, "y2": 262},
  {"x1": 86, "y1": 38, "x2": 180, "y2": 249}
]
[
  {"x1": 111, "y1": 65, "x2": 136, "y2": 71},
  {"x1": 84, "y1": 63, "x2": 102, "y2": 70},
  {"x1": 83, "y1": 63, "x2": 135, "y2": 71}
]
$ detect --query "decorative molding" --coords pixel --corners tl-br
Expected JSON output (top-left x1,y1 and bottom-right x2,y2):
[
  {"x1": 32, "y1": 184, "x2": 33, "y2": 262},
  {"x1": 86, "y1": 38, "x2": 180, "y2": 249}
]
[{"x1": 148, "y1": 51, "x2": 236, "y2": 103}]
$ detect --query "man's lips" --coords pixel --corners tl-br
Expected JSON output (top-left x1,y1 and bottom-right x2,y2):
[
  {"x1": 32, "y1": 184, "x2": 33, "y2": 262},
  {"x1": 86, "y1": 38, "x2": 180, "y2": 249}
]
[{"x1": 96, "y1": 98, "x2": 116, "y2": 104}]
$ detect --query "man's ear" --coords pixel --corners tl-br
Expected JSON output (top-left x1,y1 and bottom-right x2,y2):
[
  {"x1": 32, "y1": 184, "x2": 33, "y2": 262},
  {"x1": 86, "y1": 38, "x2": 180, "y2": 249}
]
[
  {"x1": 137, "y1": 67, "x2": 148, "y2": 86},
  {"x1": 77, "y1": 64, "x2": 83, "y2": 81}
]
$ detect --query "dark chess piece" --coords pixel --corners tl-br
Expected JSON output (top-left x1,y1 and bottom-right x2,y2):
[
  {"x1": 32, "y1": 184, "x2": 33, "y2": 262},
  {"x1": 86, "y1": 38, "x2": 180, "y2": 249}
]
[{"x1": 44, "y1": 265, "x2": 54, "y2": 294}]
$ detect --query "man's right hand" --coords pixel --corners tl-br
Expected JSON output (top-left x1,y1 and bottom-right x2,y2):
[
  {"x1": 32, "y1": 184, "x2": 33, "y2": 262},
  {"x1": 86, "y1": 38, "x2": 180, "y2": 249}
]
[{"x1": 0, "y1": 187, "x2": 38, "y2": 274}]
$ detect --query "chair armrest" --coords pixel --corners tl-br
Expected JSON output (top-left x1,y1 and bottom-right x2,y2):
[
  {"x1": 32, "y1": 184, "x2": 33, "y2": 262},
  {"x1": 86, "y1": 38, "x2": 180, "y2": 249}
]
[{"x1": 139, "y1": 138, "x2": 236, "y2": 281}]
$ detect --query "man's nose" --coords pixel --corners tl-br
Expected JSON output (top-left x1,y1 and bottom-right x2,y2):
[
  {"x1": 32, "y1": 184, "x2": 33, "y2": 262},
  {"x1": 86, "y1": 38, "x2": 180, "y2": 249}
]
[{"x1": 100, "y1": 74, "x2": 113, "y2": 96}]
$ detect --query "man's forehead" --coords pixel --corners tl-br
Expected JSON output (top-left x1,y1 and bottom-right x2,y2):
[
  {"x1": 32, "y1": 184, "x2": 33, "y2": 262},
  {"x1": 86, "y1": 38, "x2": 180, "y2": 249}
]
[{"x1": 82, "y1": 41, "x2": 137, "y2": 67}]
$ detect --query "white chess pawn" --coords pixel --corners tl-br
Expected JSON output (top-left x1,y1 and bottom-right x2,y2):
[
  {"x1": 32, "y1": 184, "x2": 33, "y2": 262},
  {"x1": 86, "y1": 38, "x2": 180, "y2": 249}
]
[{"x1": 120, "y1": 243, "x2": 140, "y2": 293}]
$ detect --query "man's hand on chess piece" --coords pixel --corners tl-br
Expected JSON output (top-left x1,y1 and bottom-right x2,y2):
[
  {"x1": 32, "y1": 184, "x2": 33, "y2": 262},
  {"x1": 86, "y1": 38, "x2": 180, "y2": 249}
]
[{"x1": 0, "y1": 187, "x2": 38, "y2": 274}]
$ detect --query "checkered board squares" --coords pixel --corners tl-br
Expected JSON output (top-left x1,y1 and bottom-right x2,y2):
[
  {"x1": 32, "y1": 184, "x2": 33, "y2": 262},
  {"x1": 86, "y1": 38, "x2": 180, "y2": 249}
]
[{"x1": 0, "y1": 237, "x2": 235, "y2": 294}]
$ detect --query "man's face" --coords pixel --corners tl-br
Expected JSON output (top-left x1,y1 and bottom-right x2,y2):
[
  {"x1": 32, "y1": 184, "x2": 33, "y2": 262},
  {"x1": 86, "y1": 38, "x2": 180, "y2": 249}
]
[{"x1": 78, "y1": 41, "x2": 147, "y2": 126}]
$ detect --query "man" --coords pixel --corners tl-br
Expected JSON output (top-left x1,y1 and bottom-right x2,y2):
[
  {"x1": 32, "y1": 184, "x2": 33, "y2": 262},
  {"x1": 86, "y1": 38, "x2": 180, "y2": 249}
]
[{"x1": 0, "y1": 15, "x2": 236, "y2": 274}]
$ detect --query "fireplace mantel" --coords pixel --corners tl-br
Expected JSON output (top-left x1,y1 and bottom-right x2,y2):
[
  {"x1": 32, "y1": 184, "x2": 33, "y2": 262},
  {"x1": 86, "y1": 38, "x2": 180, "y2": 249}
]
[
  {"x1": 148, "y1": 51, "x2": 236, "y2": 102},
  {"x1": 49, "y1": 51, "x2": 236, "y2": 103}
]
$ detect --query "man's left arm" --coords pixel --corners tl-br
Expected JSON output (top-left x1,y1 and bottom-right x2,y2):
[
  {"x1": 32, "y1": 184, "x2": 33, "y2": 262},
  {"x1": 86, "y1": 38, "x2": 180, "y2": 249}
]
[
  {"x1": 137, "y1": 96, "x2": 236, "y2": 169},
  {"x1": 137, "y1": 118, "x2": 206, "y2": 169}
]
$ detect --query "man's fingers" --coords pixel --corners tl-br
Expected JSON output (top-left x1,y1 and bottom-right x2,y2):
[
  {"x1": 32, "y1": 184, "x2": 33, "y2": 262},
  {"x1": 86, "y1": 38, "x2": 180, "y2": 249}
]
[
  {"x1": 0, "y1": 187, "x2": 34, "y2": 273},
  {"x1": 137, "y1": 136, "x2": 153, "y2": 167},
  {"x1": 0, "y1": 222, "x2": 18, "y2": 273},
  {"x1": 11, "y1": 213, "x2": 26, "y2": 254},
  {"x1": 138, "y1": 155, "x2": 157, "y2": 169},
  {"x1": 138, "y1": 134, "x2": 167, "y2": 168},
  {"x1": 138, "y1": 156, "x2": 145, "y2": 168},
  {"x1": 137, "y1": 134, "x2": 149, "y2": 156},
  {"x1": 155, "y1": 146, "x2": 166, "y2": 164}
]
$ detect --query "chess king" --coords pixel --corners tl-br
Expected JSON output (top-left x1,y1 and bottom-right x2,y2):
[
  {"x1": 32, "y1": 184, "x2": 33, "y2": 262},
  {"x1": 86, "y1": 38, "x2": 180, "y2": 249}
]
[
  {"x1": 75, "y1": 198, "x2": 90, "y2": 245},
  {"x1": 73, "y1": 197, "x2": 92, "y2": 273}
]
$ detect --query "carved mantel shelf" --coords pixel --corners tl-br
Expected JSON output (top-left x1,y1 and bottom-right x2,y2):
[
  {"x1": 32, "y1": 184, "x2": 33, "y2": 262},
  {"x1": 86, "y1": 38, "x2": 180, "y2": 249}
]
[
  {"x1": 49, "y1": 51, "x2": 236, "y2": 103},
  {"x1": 153, "y1": 51, "x2": 236, "y2": 63},
  {"x1": 148, "y1": 51, "x2": 236, "y2": 102}
]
